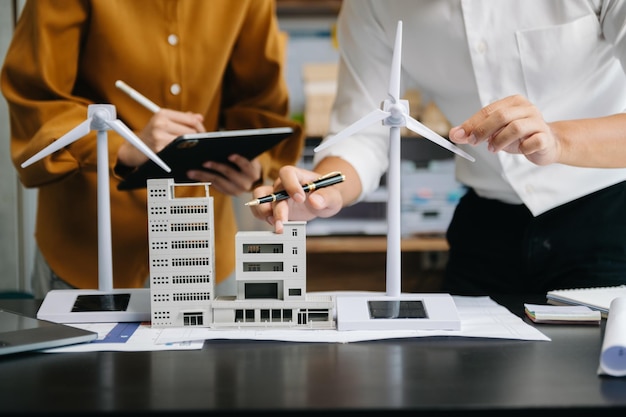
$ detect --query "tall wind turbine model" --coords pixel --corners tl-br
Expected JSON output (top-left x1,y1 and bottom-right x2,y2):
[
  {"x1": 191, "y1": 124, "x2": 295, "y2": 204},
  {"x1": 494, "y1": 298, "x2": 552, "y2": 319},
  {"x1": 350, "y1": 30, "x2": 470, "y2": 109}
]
[
  {"x1": 23, "y1": 104, "x2": 171, "y2": 323},
  {"x1": 321, "y1": 21, "x2": 473, "y2": 330}
]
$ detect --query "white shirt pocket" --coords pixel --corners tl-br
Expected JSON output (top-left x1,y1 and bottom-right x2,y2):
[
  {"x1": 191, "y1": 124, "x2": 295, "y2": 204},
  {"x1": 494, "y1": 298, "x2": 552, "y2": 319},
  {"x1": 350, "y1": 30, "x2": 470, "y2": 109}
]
[{"x1": 516, "y1": 14, "x2": 608, "y2": 113}]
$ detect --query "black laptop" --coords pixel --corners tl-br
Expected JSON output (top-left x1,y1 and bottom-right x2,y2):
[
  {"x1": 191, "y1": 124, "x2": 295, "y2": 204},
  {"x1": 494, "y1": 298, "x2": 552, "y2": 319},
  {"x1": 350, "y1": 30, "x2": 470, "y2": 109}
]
[{"x1": 0, "y1": 308, "x2": 97, "y2": 355}]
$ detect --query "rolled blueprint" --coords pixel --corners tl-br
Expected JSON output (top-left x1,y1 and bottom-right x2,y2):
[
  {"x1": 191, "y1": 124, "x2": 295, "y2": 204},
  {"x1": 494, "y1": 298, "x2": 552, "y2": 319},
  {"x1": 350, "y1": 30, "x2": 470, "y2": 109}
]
[{"x1": 598, "y1": 296, "x2": 626, "y2": 377}]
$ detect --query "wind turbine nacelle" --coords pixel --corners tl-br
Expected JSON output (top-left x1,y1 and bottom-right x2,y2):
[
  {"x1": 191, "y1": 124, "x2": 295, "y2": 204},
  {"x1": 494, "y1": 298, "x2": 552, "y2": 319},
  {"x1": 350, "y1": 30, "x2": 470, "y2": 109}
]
[
  {"x1": 382, "y1": 99, "x2": 409, "y2": 127},
  {"x1": 88, "y1": 104, "x2": 116, "y2": 130}
]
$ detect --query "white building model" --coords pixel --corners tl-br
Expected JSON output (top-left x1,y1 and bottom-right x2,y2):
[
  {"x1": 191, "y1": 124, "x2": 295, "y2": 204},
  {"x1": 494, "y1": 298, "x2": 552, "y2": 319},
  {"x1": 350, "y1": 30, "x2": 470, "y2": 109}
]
[{"x1": 147, "y1": 178, "x2": 335, "y2": 330}]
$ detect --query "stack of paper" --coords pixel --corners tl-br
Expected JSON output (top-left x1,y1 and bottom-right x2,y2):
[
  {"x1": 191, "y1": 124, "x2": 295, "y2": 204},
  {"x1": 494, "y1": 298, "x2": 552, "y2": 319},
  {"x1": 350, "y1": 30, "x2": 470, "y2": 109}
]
[
  {"x1": 546, "y1": 285, "x2": 626, "y2": 318},
  {"x1": 524, "y1": 303, "x2": 601, "y2": 324}
]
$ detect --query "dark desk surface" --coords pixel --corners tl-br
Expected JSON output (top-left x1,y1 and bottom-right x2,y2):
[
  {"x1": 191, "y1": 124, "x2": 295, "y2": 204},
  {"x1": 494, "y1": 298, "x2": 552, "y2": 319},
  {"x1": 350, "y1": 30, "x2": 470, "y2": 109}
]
[{"x1": 1, "y1": 295, "x2": 625, "y2": 416}]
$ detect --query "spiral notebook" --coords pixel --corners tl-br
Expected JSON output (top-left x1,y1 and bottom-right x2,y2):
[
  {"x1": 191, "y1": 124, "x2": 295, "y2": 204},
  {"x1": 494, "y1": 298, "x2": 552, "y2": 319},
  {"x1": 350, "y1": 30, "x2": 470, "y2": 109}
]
[{"x1": 546, "y1": 285, "x2": 626, "y2": 318}]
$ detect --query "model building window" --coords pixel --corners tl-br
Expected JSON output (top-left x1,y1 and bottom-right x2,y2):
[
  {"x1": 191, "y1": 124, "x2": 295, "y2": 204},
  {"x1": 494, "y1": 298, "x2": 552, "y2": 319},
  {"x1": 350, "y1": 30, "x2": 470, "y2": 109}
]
[
  {"x1": 171, "y1": 239, "x2": 210, "y2": 249},
  {"x1": 243, "y1": 262, "x2": 283, "y2": 272},
  {"x1": 245, "y1": 244, "x2": 260, "y2": 253},
  {"x1": 298, "y1": 311, "x2": 307, "y2": 325},
  {"x1": 308, "y1": 309, "x2": 331, "y2": 322},
  {"x1": 245, "y1": 263, "x2": 260, "y2": 271},
  {"x1": 183, "y1": 312, "x2": 204, "y2": 326},
  {"x1": 291, "y1": 228, "x2": 298, "y2": 237},
  {"x1": 283, "y1": 309, "x2": 293, "y2": 321},
  {"x1": 245, "y1": 309, "x2": 254, "y2": 322},
  {"x1": 272, "y1": 309, "x2": 281, "y2": 321},
  {"x1": 288, "y1": 288, "x2": 302, "y2": 296},
  {"x1": 244, "y1": 244, "x2": 283, "y2": 253},
  {"x1": 292, "y1": 246, "x2": 298, "y2": 255},
  {"x1": 170, "y1": 222, "x2": 208, "y2": 232},
  {"x1": 245, "y1": 282, "x2": 278, "y2": 299},
  {"x1": 233, "y1": 309, "x2": 260, "y2": 323},
  {"x1": 170, "y1": 204, "x2": 208, "y2": 215}
]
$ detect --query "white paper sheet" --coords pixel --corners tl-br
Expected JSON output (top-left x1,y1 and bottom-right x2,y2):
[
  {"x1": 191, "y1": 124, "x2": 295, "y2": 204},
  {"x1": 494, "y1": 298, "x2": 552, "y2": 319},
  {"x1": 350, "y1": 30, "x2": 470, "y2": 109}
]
[
  {"x1": 598, "y1": 296, "x2": 626, "y2": 377},
  {"x1": 44, "y1": 321, "x2": 204, "y2": 352}
]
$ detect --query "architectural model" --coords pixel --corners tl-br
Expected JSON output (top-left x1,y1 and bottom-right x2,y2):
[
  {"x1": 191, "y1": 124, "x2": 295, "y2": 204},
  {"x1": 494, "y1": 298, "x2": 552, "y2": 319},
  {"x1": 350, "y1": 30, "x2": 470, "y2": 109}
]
[
  {"x1": 147, "y1": 178, "x2": 335, "y2": 330},
  {"x1": 145, "y1": 22, "x2": 461, "y2": 333}
]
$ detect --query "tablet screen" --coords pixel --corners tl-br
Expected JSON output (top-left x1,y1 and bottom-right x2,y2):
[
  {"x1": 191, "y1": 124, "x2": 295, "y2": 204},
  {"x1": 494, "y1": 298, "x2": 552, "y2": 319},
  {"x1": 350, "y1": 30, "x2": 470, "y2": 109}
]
[{"x1": 118, "y1": 127, "x2": 294, "y2": 190}]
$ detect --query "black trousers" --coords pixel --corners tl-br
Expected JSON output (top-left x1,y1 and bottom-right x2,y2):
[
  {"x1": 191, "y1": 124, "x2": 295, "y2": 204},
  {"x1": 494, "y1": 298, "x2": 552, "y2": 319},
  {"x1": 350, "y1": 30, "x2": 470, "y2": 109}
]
[{"x1": 443, "y1": 181, "x2": 626, "y2": 296}]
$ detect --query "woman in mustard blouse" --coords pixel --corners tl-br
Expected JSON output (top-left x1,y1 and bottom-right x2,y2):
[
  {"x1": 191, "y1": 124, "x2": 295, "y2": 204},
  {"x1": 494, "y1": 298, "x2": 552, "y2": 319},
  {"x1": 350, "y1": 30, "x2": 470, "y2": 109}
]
[{"x1": 1, "y1": 0, "x2": 303, "y2": 297}]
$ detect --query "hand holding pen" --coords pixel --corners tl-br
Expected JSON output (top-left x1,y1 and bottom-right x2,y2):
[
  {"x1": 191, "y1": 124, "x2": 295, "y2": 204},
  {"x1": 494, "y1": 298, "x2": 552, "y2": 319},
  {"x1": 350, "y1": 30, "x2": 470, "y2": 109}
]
[
  {"x1": 114, "y1": 80, "x2": 205, "y2": 167},
  {"x1": 245, "y1": 171, "x2": 346, "y2": 206},
  {"x1": 115, "y1": 80, "x2": 263, "y2": 195}
]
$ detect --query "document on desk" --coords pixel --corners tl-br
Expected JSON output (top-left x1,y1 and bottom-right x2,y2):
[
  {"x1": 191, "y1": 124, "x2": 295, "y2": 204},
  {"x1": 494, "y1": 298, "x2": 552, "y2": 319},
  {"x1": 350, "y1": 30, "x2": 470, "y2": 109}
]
[
  {"x1": 41, "y1": 295, "x2": 549, "y2": 351},
  {"x1": 154, "y1": 294, "x2": 550, "y2": 344},
  {"x1": 43, "y1": 322, "x2": 204, "y2": 352}
]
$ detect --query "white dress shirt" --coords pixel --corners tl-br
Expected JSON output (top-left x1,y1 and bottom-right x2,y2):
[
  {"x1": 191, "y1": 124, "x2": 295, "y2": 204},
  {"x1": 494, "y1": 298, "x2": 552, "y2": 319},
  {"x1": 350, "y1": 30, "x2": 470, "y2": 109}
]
[{"x1": 314, "y1": 0, "x2": 626, "y2": 216}]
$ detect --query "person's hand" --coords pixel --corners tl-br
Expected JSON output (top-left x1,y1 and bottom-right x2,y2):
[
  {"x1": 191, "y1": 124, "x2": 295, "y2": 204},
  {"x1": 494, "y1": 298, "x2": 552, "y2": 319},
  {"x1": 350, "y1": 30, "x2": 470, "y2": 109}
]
[
  {"x1": 117, "y1": 109, "x2": 205, "y2": 167},
  {"x1": 248, "y1": 165, "x2": 345, "y2": 234},
  {"x1": 449, "y1": 94, "x2": 560, "y2": 166},
  {"x1": 186, "y1": 155, "x2": 262, "y2": 196}
]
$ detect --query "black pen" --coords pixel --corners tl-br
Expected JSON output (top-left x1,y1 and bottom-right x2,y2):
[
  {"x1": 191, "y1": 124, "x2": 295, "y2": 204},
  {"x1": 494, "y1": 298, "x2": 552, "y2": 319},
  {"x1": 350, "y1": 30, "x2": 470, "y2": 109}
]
[{"x1": 245, "y1": 171, "x2": 345, "y2": 206}]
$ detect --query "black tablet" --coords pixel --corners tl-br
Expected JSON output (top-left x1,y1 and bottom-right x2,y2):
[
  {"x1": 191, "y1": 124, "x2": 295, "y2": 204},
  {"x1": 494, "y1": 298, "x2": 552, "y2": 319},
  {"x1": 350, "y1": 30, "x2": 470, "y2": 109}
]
[
  {"x1": 118, "y1": 126, "x2": 294, "y2": 190},
  {"x1": 0, "y1": 308, "x2": 97, "y2": 355}
]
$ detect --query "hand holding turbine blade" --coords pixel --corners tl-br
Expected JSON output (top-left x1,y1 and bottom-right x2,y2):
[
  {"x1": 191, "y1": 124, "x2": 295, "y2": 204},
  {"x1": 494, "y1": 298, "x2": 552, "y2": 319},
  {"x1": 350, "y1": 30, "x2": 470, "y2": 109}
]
[
  {"x1": 312, "y1": 20, "x2": 475, "y2": 302},
  {"x1": 405, "y1": 117, "x2": 475, "y2": 161},
  {"x1": 314, "y1": 20, "x2": 474, "y2": 162}
]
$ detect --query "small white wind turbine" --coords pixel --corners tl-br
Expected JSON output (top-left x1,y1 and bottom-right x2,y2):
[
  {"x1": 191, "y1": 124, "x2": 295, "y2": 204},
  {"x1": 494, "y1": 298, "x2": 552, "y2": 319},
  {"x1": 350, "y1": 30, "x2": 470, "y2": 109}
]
[
  {"x1": 23, "y1": 104, "x2": 171, "y2": 323},
  {"x1": 321, "y1": 21, "x2": 471, "y2": 330}
]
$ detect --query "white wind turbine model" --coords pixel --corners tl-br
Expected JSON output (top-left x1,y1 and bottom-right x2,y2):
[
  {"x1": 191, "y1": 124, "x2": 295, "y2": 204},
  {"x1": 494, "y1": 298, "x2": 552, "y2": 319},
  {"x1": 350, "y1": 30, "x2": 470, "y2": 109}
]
[
  {"x1": 23, "y1": 104, "x2": 171, "y2": 323},
  {"x1": 320, "y1": 21, "x2": 473, "y2": 331}
]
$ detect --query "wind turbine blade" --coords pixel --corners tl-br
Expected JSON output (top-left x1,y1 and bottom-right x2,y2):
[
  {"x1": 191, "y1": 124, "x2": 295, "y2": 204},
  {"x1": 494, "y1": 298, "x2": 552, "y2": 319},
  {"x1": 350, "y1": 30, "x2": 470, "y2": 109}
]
[
  {"x1": 405, "y1": 116, "x2": 475, "y2": 162},
  {"x1": 106, "y1": 119, "x2": 172, "y2": 172},
  {"x1": 21, "y1": 118, "x2": 92, "y2": 167},
  {"x1": 388, "y1": 21, "x2": 402, "y2": 102},
  {"x1": 315, "y1": 108, "x2": 388, "y2": 152}
]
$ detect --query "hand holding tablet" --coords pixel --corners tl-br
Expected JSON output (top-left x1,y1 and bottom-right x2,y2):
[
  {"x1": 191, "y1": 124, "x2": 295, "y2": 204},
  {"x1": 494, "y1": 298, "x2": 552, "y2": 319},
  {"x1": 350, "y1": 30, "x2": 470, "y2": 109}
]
[{"x1": 117, "y1": 127, "x2": 294, "y2": 190}]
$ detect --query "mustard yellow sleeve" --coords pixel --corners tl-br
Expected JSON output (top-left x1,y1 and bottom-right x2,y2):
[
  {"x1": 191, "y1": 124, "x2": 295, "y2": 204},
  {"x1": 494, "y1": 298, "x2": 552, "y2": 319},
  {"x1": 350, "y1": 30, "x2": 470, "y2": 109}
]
[{"x1": 1, "y1": 0, "x2": 102, "y2": 188}]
